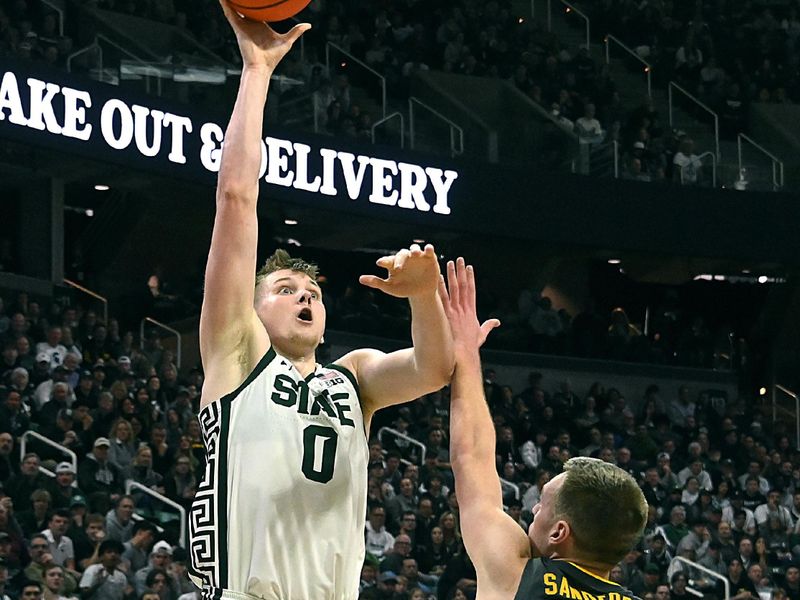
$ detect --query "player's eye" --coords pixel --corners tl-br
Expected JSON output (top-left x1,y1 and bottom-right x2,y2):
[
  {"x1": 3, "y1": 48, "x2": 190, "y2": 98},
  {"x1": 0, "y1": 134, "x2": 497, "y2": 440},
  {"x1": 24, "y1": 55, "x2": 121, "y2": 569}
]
[
  {"x1": 278, "y1": 287, "x2": 293, "y2": 294},
  {"x1": 310, "y1": 292, "x2": 319, "y2": 301}
]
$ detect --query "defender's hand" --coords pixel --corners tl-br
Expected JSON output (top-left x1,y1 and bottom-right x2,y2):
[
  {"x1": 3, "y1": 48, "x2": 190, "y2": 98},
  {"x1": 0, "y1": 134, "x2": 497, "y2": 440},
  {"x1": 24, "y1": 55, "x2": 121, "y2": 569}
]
[
  {"x1": 219, "y1": 0, "x2": 310, "y2": 71},
  {"x1": 437, "y1": 257, "x2": 500, "y2": 356},
  {"x1": 360, "y1": 244, "x2": 441, "y2": 299}
]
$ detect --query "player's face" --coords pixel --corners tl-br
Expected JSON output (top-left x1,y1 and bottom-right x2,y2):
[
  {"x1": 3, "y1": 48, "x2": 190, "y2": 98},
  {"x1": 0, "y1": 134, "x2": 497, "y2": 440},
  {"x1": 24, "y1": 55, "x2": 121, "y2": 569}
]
[
  {"x1": 528, "y1": 473, "x2": 565, "y2": 557},
  {"x1": 256, "y1": 270, "x2": 326, "y2": 352}
]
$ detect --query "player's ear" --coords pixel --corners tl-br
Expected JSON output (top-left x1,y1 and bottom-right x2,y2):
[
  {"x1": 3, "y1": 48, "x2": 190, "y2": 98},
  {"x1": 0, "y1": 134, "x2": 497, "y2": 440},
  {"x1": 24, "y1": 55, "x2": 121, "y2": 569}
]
[{"x1": 549, "y1": 519, "x2": 571, "y2": 546}]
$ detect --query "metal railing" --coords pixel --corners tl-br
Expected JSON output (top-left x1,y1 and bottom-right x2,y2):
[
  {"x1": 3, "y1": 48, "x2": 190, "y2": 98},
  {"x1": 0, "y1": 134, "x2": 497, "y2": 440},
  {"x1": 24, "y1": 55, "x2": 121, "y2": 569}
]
[
  {"x1": 613, "y1": 140, "x2": 619, "y2": 178},
  {"x1": 409, "y1": 97, "x2": 464, "y2": 157},
  {"x1": 499, "y1": 477, "x2": 520, "y2": 501},
  {"x1": 549, "y1": 0, "x2": 590, "y2": 50},
  {"x1": 126, "y1": 480, "x2": 187, "y2": 547},
  {"x1": 605, "y1": 35, "x2": 652, "y2": 98},
  {"x1": 377, "y1": 427, "x2": 426, "y2": 464},
  {"x1": 678, "y1": 150, "x2": 717, "y2": 188},
  {"x1": 63, "y1": 279, "x2": 108, "y2": 324},
  {"x1": 66, "y1": 35, "x2": 163, "y2": 95},
  {"x1": 668, "y1": 82, "x2": 720, "y2": 161},
  {"x1": 325, "y1": 42, "x2": 386, "y2": 118},
  {"x1": 371, "y1": 111, "x2": 405, "y2": 148},
  {"x1": 738, "y1": 133, "x2": 784, "y2": 191},
  {"x1": 20, "y1": 431, "x2": 78, "y2": 477},
  {"x1": 774, "y1": 384, "x2": 799, "y2": 449},
  {"x1": 140, "y1": 317, "x2": 182, "y2": 368},
  {"x1": 40, "y1": 0, "x2": 64, "y2": 36},
  {"x1": 670, "y1": 556, "x2": 729, "y2": 599}
]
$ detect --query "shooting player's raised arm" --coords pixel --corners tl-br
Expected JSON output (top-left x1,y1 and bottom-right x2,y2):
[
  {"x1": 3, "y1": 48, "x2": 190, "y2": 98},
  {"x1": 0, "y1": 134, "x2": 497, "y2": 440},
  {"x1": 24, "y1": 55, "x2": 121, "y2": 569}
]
[{"x1": 199, "y1": 3, "x2": 309, "y2": 406}]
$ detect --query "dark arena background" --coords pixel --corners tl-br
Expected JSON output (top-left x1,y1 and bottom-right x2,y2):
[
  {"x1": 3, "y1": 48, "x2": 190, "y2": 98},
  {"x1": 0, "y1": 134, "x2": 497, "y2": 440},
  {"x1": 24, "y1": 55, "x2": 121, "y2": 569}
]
[{"x1": 2, "y1": 0, "x2": 800, "y2": 598}]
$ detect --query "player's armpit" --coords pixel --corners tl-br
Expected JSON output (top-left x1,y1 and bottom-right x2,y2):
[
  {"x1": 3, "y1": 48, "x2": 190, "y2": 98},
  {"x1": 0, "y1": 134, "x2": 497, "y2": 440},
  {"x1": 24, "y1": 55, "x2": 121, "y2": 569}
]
[
  {"x1": 460, "y1": 501, "x2": 531, "y2": 597},
  {"x1": 337, "y1": 347, "x2": 448, "y2": 418}
]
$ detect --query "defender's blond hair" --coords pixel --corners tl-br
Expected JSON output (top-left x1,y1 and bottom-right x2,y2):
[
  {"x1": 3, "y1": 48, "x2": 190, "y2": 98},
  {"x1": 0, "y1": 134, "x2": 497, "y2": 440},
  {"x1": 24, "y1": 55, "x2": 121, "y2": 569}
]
[{"x1": 552, "y1": 457, "x2": 648, "y2": 565}]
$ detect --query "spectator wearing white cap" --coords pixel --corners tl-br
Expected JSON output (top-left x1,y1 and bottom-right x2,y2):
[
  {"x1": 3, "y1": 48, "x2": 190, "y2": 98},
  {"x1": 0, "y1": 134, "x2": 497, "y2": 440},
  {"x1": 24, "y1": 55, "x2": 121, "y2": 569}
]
[
  {"x1": 47, "y1": 462, "x2": 84, "y2": 511},
  {"x1": 133, "y1": 541, "x2": 175, "y2": 597},
  {"x1": 78, "y1": 438, "x2": 124, "y2": 512}
]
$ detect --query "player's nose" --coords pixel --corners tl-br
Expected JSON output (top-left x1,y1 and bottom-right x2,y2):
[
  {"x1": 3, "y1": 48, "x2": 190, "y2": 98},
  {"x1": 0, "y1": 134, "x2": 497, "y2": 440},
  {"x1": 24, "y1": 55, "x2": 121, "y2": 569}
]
[{"x1": 297, "y1": 290, "x2": 313, "y2": 304}]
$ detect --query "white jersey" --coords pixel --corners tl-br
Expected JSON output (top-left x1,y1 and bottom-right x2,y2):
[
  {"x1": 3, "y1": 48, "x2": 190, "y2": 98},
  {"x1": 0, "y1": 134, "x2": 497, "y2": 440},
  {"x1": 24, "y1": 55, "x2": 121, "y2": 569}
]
[{"x1": 189, "y1": 347, "x2": 368, "y2": 600}]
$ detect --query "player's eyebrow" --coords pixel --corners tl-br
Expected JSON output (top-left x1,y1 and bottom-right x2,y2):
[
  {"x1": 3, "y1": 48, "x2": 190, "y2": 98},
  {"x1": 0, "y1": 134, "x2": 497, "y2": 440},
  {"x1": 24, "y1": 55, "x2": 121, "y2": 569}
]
[{"x1": 272, "y1": 276, "x2": 322, "y2": 292}]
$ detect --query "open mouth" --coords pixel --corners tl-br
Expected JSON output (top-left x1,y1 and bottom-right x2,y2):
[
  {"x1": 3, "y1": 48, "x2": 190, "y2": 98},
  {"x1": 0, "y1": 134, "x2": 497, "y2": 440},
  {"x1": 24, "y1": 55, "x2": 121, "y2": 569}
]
[{"x1": 297, "y1": 308, "x2": 313, "y2": 323}]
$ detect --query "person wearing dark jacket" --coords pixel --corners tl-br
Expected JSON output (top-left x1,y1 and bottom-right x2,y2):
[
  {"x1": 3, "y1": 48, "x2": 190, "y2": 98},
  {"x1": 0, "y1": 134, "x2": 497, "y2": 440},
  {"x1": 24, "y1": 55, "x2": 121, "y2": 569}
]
[
  {"x1": 5, "y1": 453, "x2": 48, "y2": 511},
  {"x1": 77, "y1": 438, "x2": 123, "y2": 514}
]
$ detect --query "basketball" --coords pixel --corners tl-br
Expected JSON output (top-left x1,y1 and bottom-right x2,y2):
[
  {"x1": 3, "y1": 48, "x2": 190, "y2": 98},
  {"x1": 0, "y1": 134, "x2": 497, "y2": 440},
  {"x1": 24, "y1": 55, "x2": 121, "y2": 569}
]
[{"x1": 226, "y1": 0, "x2": 311, "y2": 22}]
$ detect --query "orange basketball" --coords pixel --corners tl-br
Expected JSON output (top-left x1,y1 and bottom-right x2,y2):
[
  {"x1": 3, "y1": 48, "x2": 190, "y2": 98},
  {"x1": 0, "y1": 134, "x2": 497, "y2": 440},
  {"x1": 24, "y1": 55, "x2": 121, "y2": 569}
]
[{"x1": 227, "y1": 0, "x2": 311, "y2": 22}]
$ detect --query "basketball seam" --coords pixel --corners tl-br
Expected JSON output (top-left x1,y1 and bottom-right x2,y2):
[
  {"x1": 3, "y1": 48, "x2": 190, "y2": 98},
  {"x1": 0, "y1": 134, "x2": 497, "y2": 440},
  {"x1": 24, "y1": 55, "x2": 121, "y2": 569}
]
[{"x1": 226, "y1": 0, "x2": 294, "y2": 11}]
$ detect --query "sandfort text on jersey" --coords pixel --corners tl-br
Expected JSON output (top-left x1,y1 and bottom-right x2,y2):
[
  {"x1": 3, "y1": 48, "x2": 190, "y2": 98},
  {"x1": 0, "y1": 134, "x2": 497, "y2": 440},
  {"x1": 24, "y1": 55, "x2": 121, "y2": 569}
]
[{"x1": 543, "y1": 572, "x2": 635, "y2": 600}]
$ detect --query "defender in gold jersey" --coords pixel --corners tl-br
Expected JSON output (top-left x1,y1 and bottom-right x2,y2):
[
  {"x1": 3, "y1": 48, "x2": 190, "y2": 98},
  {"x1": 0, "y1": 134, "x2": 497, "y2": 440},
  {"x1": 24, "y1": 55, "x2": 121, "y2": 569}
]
[{"x1": 437, "y1": 258, "x2": 648, "y2": 599}]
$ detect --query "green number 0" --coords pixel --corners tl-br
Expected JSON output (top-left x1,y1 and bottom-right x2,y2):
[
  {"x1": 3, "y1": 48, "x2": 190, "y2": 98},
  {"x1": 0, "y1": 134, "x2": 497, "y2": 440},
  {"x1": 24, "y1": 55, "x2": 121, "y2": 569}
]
[{"x1": 302, "y1": 425, "x2": 338, "y2": 484}]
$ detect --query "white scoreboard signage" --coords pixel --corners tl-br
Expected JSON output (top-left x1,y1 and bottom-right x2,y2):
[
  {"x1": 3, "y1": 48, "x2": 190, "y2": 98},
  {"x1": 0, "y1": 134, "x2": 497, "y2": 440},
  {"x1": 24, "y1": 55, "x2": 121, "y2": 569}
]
[{"x1": 0, "y1": 68, "x2": 459, "y2": 216}]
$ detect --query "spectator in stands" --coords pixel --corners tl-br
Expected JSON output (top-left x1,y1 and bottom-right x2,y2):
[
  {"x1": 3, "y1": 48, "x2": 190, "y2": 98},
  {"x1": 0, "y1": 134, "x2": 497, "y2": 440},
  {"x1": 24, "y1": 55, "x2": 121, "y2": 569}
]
[
  {"x1": 133, "y1": 541, "x2": 174, "y2": 598},
  {"x1": 755, "y1": 490, "x2": 793, "y2": 533},
  {"x1": 21, "y1": 580, "x2": 43, "y2": 600},
  {"x1": 42, "y1": 564, "x2": 72, "y2": 600},
  {"x1": 386, "y1": 478, "x2": 418, "y2": 533},
  {"x1": 16, "y1": 489, "x2": 51, "y2": 537},
  {"x1": 78, "y1": 438, "x2": 124, "y2": 513},
  {"x1": 73, "y1": 513, "x2": 106, "y2": 571},
  {"x1": 672, "y1": 137, "x2": 703, "y2": 185},
  {"x1": 121, "y1": 521, "x2": 157, "y2": 574},
  {"x1": 36, "y1": 326, "x2": 67, "y2": 373},
  {"x1": 147, "y1": 424, "x2": 174, "y2": 477},
  {"x1": 163, "y1": 455, "x2": 196, "y2": 511},
  {"x1": 41, "y1": 509, "x2": 75, "y2": 571},
  {"x1": 380, "y1": 533, "x2": 412, "y2": 574},
  {"x1": 79, "y1": 539, "x2": 130, "y2": 599},
  {"x1": 107, "y1": 419, "x2": 136, "y2": 479},
  {"x1": 46, "y1": 462, "x2": 82, "y2": 511},
  {"x1": 24, "y1": 533, "x2": 72, "y2": 594},
  {"x1": 365, "y1": 504, "x2": 394, "y2": 560},
  {"x1": 0, "y1": 388, "x2": 30, "y2": 441},
  {"x1": 104, "y1": 496, "x2": 135, "y2": 543},
  {"x1": 6, "y1": 453, "x2": 46, "y2": 510},
  {"x1": 575, "y1": 103, "x2": 605, "y2": 145}
]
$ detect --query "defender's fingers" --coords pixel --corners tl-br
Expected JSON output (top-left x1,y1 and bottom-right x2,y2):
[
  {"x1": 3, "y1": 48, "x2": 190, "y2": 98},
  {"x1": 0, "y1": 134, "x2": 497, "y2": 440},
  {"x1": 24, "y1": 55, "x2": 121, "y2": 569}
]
[
  {"x1": 466, "y1": 264, "x2": 477, "y2": 313},
  {"x1": 423, "y1": 244, "x2": 436, "y2": 257},
  {"x1": 447, "y1": 260, "x2": 460, "y2": 307},
  {"x1": 437, "y1": 275, "x2": 451, "y2": 309},
  {"x1": 479, "y1": 319, "x2": 501, "y2": 345},
  {"x1": 409, "y1": 244, "x2": 422, "y2": 255},
  {"x1": 456, "y1": 257, "x2": 468, "y2": 304}
]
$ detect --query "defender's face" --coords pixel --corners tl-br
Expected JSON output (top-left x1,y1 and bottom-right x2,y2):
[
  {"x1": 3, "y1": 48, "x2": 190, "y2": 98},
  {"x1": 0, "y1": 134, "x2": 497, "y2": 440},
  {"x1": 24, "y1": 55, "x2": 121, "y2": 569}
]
[
  {"x1": 529, "y1": 473, "x2": 565, "y2": 557},
  {"x1": 255, "y1": 270, "x2": 326, "y2": 351}
]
